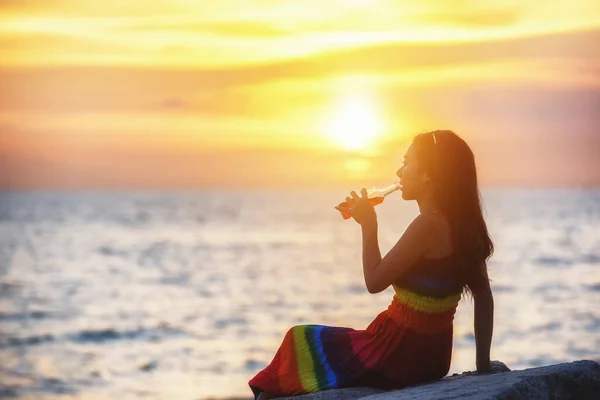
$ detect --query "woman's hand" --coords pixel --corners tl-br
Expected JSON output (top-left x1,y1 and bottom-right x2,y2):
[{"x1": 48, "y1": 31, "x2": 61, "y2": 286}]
[
  {"x1": 335, "y1": 188, "x2": 377, "y2": 226},
  {"x1": 455, "y1": 360, "x2": 510, "y2": 377}
]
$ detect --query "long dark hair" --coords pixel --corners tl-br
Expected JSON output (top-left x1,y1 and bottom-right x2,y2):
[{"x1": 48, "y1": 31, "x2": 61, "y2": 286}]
[{"x1": 412, "y1": 130, "x2": 493, "y2": 294}]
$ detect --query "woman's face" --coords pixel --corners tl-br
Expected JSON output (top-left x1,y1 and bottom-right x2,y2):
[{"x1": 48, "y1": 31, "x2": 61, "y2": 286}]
[{"x1": 396, "y1": 144, "x2": 430, "y2": 200}]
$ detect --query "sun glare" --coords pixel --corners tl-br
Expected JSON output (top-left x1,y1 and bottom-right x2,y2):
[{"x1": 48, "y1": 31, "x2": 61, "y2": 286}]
[{"x1": 324, "y1": 95, "x2": 383, "y2": 151}]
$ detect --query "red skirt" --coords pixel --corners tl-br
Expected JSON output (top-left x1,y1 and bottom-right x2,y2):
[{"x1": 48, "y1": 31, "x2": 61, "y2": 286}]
[{"x1": 248, "y1": 296, "x2": 455, "y2": 399}]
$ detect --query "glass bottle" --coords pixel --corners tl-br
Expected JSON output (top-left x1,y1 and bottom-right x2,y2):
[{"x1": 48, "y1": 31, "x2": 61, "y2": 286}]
[{"x1": 336, "y1": 181, "x2": 401, "y2": 219}]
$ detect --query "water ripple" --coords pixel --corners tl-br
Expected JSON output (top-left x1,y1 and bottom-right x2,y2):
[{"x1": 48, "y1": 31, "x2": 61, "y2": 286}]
[{"x1": 0, "y1": 324, "x2": 187, "y2": 348}]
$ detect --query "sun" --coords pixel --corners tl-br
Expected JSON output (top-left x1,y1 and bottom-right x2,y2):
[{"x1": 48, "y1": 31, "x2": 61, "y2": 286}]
[{"x1": 323, "y1": 95, "x2": 383, "y2": 151}]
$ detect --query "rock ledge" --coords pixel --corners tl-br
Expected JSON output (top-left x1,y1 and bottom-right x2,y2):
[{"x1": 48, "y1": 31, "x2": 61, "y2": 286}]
[{"x1": 281, "y1": 360, "x2": 600, "y2": 400}]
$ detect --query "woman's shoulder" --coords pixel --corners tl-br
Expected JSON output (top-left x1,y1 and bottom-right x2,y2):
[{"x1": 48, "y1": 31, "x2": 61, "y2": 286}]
[
  {"x1": 410, "y1": 212, "x2": 453, "y2": 259},
  {"x1": 407, "y1": 211, "x2": 448, "y2": 233},
  {"x1": 408, "y1": 212, "x2": 451, "y2": 239}
]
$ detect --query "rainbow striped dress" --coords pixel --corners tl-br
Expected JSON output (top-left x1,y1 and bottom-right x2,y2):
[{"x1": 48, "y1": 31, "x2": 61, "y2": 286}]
[{"x1": 248, "y1": 254, "x2": 463, "y2": 399}]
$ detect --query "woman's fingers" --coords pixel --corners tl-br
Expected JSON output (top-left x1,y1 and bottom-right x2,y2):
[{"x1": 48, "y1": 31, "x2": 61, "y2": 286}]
[
  {"x1": 360, "y1": 188, "x2": 368, "y2": 198},
  {"x1": 350, "y1": 191, "x2": 360, "y2": 200},
  {"x1": 335, "y1": 206, "x2": 351, "y2": 213}
]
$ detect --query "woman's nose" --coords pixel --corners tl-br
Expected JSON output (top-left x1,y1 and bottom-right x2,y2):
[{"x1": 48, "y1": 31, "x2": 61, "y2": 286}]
[{"x1": 396, "y1": 166, "x2": 403, "y2": 178}]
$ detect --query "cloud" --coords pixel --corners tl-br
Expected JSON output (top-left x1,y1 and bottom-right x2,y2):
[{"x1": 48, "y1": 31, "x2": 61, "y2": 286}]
[
  {"x1": 158, "y1": 97, "x2": 187, "y2": 110},
  {"x1": 203, "y1": 28, "x2": 600, "y2": 86},
  {"x1": 119, "y1": 20, "x2": 290, "y2": 37},
  {"x1": 1, "y1": 28, "x2": 599, "y2": 119},
  {"x1": 0, "y1": 1, "x2": 209, "y2": 17},
  {"x1": 0, "y1": 32, "x2": 134, "y2": 54},
  {"x1": 411, "y1": 9, "x2": 521, "y2": 28}
]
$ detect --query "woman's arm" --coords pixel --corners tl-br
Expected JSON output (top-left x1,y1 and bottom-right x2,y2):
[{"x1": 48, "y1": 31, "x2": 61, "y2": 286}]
[
  {"x1": 336, "y1": 189, "x2": 434, "y2": 294},
  {"x1": 361, "y1": 221, "x2": 382, "y2": 291},
  {"x1": 360, "y1": 215, "x2": 435, "y2": 294},
  {"x1": 471, "y1": 265, "x2": 494, "y2": 373}
]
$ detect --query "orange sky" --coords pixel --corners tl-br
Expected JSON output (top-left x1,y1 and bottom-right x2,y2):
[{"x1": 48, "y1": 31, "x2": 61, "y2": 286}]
[{"x1": 1, "y1": 1, "x2": 599, "y2": 189}]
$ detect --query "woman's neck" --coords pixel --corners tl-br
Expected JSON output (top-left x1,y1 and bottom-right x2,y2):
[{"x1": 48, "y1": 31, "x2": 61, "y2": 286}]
[{"x1": 416, "y1": 191, "x2": 440, "y2": 214}]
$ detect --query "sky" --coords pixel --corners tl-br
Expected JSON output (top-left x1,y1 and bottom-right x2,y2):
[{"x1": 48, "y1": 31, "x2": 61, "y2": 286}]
[{"x1": 1, "y1": 0, "x2": 599, "y2": 189}]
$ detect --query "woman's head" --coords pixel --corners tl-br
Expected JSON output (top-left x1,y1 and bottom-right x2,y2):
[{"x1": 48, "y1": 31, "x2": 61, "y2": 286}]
[
  {"x1": 397, "y1": 130, "x2": 494, "y2": 291},
  {"x1": 397, "y1": 130, "x2": 479, "y2": 204}
]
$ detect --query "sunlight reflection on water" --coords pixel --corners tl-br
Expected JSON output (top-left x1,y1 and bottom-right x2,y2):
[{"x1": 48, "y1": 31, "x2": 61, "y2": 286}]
[{"x1": 0, "y1": 189, "x2": 599, "y2": 399}]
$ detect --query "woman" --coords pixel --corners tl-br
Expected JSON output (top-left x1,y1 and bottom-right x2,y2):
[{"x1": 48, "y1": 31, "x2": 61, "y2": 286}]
[{"x1": 249, "y1": 130, "x2": 507, "y2": 400}]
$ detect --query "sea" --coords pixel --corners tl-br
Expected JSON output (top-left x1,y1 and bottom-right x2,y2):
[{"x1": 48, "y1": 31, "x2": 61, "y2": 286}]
[{"x1": 0, "y1": 188, "x2": 599, "y2": 399}]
